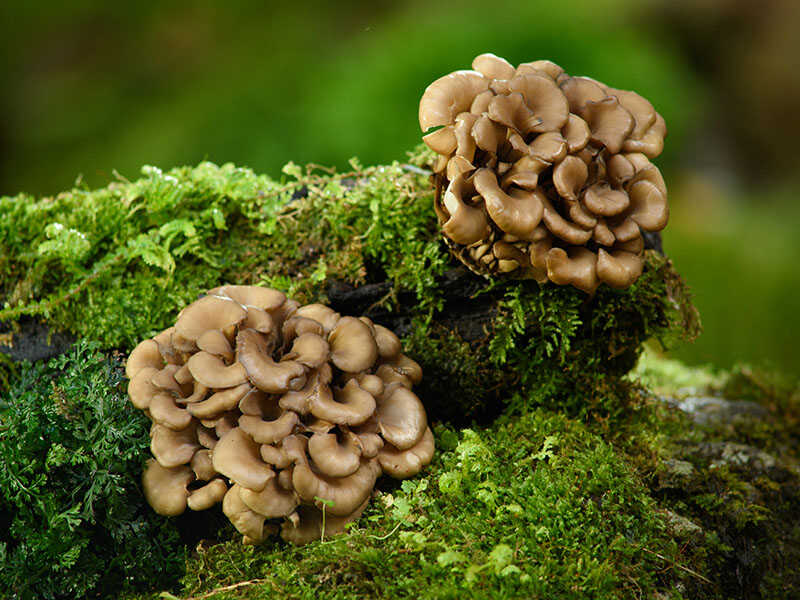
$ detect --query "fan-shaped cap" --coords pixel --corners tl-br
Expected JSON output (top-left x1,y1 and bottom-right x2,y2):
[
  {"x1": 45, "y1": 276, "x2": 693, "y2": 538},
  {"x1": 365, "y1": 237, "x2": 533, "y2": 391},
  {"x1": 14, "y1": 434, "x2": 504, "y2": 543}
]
[
  {"x1": 187, "y1": 479, "x2": 228, "y2": 511},
  {"x1": 196, "y1": 329, "x2": 234, "y2": 363},
  {"x1": 237, "y1": 329, "x2": 306, "y2": 393},
  {"x1": 309, "y1": 379, "x2": 375, "y2": 426},
  {"x1": 546, "y1": 247, "x2": 599, "y2": 294},
  {"x1": 439, "y1": 173, "x2": 491, "y2": 246},
  {"x1": 126, "y1": 339, "x2": 163, "y2": 379},
  {"x1": 188, "y1": 383, "x2": 251, "y2": 420},
  {"x1": 376, "y1": 385, "x2": 427, "y2": 451},
  {"x1": 294, "y1": 304, "x2": 341, "y2": 333},
  {"x1": 175, "y1": 295, "x2": 246, "y2": 342},
  {"x1": 212, "y1": 427, "x2": 274, "y2": 492},
  {"x1": 283, "y1": 332, "x2": 330, "y2": 369},
  {"x1": 474, "y1": 169, "x2": 544, "y2": 240},
  {"x1": 292, "y1": 458, "x2": 381, "y2": 516},
  {"x1": 208, "y1": 285, "x2": 286, "y2": 312},
  {"x1": 149, "y1": 392, "x2": 193, "y2": 431},
  {"x1": 419, "y1": 70, "x2": 489, "y2": 131},
  {"x1": 127, "y1": 367, "x2": 159, "y2": 410},
  {"x1": 142, "y1": 459, "x2": 193, "y2": 516},
  {"x1": 308, "y1": 431, "x2": 362, "y2": 477},
  {"x1": 329, "y1": 317, "x2": 379, "y2": 373},
  {"x1": 378, "y1": 427, "x2": 435, "y2": 479},
  {"x1": 151, "y1": 423, "x2": 199, "y2": 468},
  {"x1": 240, "y1": 476, "x2": 299, "y2": 518},
  {"x1": 190, "y1": 449, "x2": 217, "y2": 481},
  {"x1": 187, "y1": 351, "x2": 248, "y2": 388},
  {"x1": 472, "y1": 53, "x2": 515, "y2": 80},
  {"x1": 239, "y1": 411, "x2": 299, "y2": 445},
  {"x1": 222, "y1": 484, "x2": 268, "y2": 543}
]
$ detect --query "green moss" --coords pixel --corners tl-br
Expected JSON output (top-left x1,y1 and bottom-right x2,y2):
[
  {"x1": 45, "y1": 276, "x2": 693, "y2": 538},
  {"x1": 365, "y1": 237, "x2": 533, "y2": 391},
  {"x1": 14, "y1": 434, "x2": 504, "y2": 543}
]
[
  {"x1": 123, "y1": 410, "x2": 695, "y2": 600},
  {"x1": 624, "y1": 357, "x2": 800, "y2": 599}
]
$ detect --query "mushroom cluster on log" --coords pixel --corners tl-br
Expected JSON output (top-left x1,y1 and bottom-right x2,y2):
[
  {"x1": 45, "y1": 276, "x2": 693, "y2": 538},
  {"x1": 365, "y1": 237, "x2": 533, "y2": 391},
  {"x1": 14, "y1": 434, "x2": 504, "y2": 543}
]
[
  {"x1": 419, "y1": 53, "x2": 669, "y2": 293},
  {"x1": 126, "y1": 285, "x2": 434, "y2": 545}
]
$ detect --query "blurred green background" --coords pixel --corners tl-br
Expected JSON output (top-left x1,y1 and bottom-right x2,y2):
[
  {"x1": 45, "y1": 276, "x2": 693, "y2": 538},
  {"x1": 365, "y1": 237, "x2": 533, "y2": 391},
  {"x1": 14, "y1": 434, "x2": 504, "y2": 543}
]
[{"x1": 1, "y1": 0, "x2": 798, "y2": 373}]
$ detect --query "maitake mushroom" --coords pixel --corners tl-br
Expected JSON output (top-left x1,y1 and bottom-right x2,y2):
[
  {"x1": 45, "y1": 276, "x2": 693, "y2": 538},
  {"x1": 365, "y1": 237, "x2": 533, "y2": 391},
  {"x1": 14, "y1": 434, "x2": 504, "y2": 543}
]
[
  {"x1": 126, "y1": 285, "x2": 434, "y2": 545},
  {"x1": 419, "y1": 53, "x2": 669, "y2": 293}
]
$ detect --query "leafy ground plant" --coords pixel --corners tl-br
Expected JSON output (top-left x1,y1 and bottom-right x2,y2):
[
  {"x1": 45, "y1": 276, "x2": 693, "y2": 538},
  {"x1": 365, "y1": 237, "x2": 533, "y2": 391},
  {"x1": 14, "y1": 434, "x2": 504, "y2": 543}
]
[{"x1": 0, "y1": 342, "x2": 185, "y2": 600}]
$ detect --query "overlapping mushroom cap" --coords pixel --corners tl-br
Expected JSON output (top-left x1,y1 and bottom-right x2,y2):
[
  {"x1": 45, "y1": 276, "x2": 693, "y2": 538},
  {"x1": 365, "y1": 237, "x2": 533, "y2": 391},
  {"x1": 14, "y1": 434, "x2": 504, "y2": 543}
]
[
  {"x1": 420, "y1": 53, "x2": 669, "y2": 293},
  {"x1": 127, "y1": 285, "x2": 434, "y2": 545}
]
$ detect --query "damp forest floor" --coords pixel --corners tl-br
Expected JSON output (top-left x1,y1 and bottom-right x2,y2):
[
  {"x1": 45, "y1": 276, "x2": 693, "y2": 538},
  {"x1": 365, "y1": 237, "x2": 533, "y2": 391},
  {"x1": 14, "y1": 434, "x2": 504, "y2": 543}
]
[{"x1": 1, "y1": 155, "x2": 799, "y2": 600}]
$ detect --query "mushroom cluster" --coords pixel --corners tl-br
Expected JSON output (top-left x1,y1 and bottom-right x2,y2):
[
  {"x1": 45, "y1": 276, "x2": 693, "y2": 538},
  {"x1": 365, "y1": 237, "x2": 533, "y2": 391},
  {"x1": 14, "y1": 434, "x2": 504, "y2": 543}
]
[
  {"x1": 126, "y1": 285, "x2": 434, "y2": 545},
  {"x1": 419, "y1": 53, "x2": 669, "y2": 293}
]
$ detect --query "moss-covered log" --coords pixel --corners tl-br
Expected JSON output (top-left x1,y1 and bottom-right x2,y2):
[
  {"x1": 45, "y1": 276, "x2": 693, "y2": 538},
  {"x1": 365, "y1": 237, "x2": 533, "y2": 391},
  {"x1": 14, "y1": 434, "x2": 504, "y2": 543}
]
[
  {"x1": 4, "y1": 153, "x2": 797, "y2": 600},
  {"x1": 0, "y1": 150, "x2": 697, "y2": 422}
]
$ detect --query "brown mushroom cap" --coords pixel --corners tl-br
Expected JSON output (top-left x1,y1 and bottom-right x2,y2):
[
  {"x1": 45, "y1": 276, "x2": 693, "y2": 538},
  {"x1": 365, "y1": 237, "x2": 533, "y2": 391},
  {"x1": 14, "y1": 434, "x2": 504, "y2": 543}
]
[
  {"x1": 240, "y1": 476, "x2": 299, "y2": 518},
  {"x1": 439, "y1": 174, "x2": 491, "y2": 246},
  {"x1": 596, "y1": 249, "x2": 644, "y2": 288},
  {"x1": 208, "y1": 285, "x2": 286, "y2": 312},
  {"x1": 260, "y1": 444, "x2": 292, "y2": 469},
  {"x1": 378, "y1": 427, "x2": 436, "y2": 479},
  {"x1": 127, "y1": 339, "x2": 164, "y2": 379},
  {"x1": 187, "y1": 479, "x2": 228, "y2": 511},
  {"x1": 376, "y1": 385, "x2": 427, "y2": 451},
  {"x1": 309, "y1": 379, "x2": 375, "y2": 426},
  {"x1": 222, "y1": 484, "x2": 268, "y2": 543},
  {"x1": 356, "y1": 432, "x2": 384, "y2": 458},
  {"x1": 127, "y1": 367, "x2": 159, "y2": 410},
  {"x1": 279, "y1": 372, "x2": 329, "y2": 415},
  {"x1": 196, "y1": 329, "x2": 234, "y2": 362},
  {"x1": 149, "y1": 392, "x2": 193, "y2": 431},
  {"x1": 190, "y1": 449, "x2": 217, "y2": 481},
  {"x1": 423, "y1": 126, "x2": 458, "y2": 155},
  {"x1": 187, "y1": 383, "x2": 251, "y2": 420},
  {"x1": 474, "y1": 169, "x2": 544, "y2": 240},
  {"x1": 175, "y1": 295, "x2": 246, "y2": 342},
  {"x1": 212, "y1": 427, "x2": 274, "y2": 492},
  {"x1": 238, "y1": 388, "x2": 275, "y2": 417},
  {"x1": 419, "y1": 70, "x2": 489, "y2": 131},
  {"x1": 237, "y1": 328, "x2": 307, "y2": 393},
  {"x1": 382, "y1": 354, "x2": 423, "y2": 386},
  {"x1": 151, "y1": 423, "x2": 199, "y2": 468},
  {"x1": 241, "y1": 306, "x2": 276, "y2": 335},
  {"x1": 507, "y1": 74, "x2": 569, "y2": 132},
  {"x1": 294, "y1": 304, "x2": 341, "y2": 333},
  {"x1": 292, "y1": 458, "x2": 381, "y2": 516},
  {"x1": 142, "y1": 459, "x2": 194, "y2": 517},
  {"x1": 354, "y1": 373, "x2": 384, "y2": 398},
  {"x1": 546, "y1": 247, "x2": 599, "y2": 294},
  {"x1": 307, "y1": 432, "x2": 362, "y2": 477},
  {"x1": 187, "y1": 351, "x2": 248, "y2": 388},
  {"x1": 239, "y1": 411, "x2": 299, "y2": 445},
  {"x1": 329, "y1": 317, "x2": 379, "y2": 373},
  {"x1": 472, "y1": 52, "x2": 515, "y2": 80},
  {"x1": 284, "y1": 332, "x2": 330, "y2": 369}
]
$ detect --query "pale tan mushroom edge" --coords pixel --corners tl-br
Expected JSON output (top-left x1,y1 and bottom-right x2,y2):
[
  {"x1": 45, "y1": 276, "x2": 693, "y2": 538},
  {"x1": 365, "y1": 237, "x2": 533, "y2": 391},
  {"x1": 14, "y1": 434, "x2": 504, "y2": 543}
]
[
  {"x1": 419, "y1": 53, "x2": 670, "y2": 293},
  {"x1": 127, "y1": 285, "x2": 434, "y2": 545}
]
